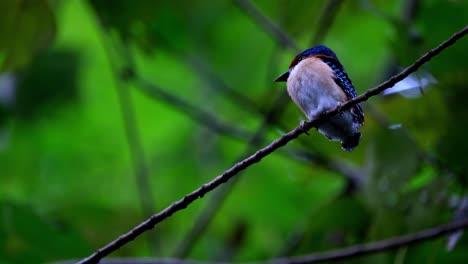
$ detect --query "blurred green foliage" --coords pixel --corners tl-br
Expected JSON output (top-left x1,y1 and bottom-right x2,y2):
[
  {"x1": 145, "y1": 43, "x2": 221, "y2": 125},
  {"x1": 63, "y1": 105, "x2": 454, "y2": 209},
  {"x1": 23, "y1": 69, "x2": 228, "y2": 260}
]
[
  {"x1": 0, "y1": 0, "x2": 467, "y2": 263},
  {"x1": 0, "y1": 0, "x2": 56, "y2": 71}
]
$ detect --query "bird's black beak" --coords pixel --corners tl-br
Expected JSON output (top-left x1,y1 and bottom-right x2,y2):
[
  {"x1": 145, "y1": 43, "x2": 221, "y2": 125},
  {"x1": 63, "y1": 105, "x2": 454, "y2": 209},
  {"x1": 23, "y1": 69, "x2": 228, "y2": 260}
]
[{"x1": 274, "y1": 71, "x2": 290, "y2": 82}]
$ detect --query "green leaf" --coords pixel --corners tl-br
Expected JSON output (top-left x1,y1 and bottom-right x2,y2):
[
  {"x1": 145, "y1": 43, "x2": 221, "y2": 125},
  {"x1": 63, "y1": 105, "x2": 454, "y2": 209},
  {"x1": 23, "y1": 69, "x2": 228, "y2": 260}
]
[
  {"x1": 402, "y1": 165, "x2": 436, "y2": 193},
  {"x1": 0, "y1": 0, "x2": 56, "y2": 71}
]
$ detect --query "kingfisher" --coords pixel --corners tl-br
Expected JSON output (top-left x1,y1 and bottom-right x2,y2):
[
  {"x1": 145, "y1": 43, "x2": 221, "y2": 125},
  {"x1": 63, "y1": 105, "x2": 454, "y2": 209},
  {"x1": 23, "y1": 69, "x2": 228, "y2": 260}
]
[{"x1": 275, "y1": 45, "x2": 364, "y2": 151}]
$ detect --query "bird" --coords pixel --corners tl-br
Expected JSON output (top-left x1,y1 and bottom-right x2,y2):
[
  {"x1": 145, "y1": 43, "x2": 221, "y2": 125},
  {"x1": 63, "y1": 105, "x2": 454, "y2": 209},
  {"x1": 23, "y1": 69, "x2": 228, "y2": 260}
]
[{"x1": 274, "y1": 45, "x2": 364, "y2": 151}]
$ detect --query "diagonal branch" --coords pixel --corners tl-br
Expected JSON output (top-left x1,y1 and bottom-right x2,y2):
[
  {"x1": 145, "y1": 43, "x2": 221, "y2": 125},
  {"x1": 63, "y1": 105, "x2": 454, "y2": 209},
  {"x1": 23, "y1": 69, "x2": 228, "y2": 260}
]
[
  {"x1": 135, "y1": 72, "x2": 363, "y2": 184},
  {"x1": 172, "y1": 86, "x2": 290, "y2": 258},
  {"x1": 78, "y1": 25, "x2": 468, "y2": 264},
  {"x1": 264, "y1": 218, "x2": 468, "y2": 264},
  {"x1": 62, "y1": 218, "x2": 468, "y2": 264},
  {"x1": 185, "y1": 54, "x2": 265, "y2": 115},
  {"x1": 232, "y1": 0, "x2": 361, "y2": 194},
  {"x1": 96, "y1": 25, "x2": 159, "y2": 252},
  {"x1": 172, "y1": 18, "x2": 359, "y2": 253},
  {"x1": 114, "y1": 68, "x2": 159, "y2": 251},
  {"x1": 232, "y1": 0, "x2": 300, "y2": 51},
  {"x1": 310, "y1": 0, "x2": 345, "y2": 46},
  {"x1": 151, "y1": 5, "x2": 361, "y2": 195},
  {"x1": 135, "y1": 77, "x2": 252, "y2": 140}
]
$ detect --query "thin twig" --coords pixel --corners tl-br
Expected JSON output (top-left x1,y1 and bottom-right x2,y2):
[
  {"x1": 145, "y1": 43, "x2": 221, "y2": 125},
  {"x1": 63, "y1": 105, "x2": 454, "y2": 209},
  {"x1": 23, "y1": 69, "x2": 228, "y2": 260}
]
[
  {"x1": 310, "y1": 0, "x2": 345, "y2": 46},
  {"x1": 232, "y1": 0, "x2": 300, "y2": 51},
  {"x1": 152, "y1": 30, "x2": 267, "y2": 118},
  {"x1": 77, "y1": 25, "x2": 468, "y2": 264},
  {"x1": 186, "y1": 55, "x2": 265, "y2": 115},
  {"x1": 402, "y1": 0, "x2": 420, "y2": 24},
  {"x1": 62, "y1": 219, "x2": 468, "y2": 264},
  {"x1": 359, "y1": 0, "x2": 396, "y2": 23},
  {"x1": 136, "y1": 77, "x2": 252, "y2": 140},
  {"x1": 173, "y1": 35, "x2": 361, "y2": 257},
  {"x1": 114, "y1": 71, "x2": 159, "y2": 251},
  {"x1": 151, "y1": 8, "x2": 362, "y2": 194},
  {"x1": 231, "y1": 3, "x2": 362, "y2": 256},
  {"x1": 232, "y1": 0, "x2": 361, "y2": 192},
  {"x1": 285, "y1": 148, "x2": 363, "y2": 194},
  {"x1": 97, "y1": 26, "x2": 159, "y2": 252},
  {"x1": 234, "y1": 0, "x2": 343, "y2": 49},
  {"x1": 172, "y1": 47, "x2": 285, "y2": 258},
  {"x1": 265, "y1": 218, "x2": 468, "y2": 264},
  {"x1": 173, "y1": 88, "x2": 289, "y2": 258},
  {"x1": 136, "y1": 73, "x2": 363, "y2": 183}
]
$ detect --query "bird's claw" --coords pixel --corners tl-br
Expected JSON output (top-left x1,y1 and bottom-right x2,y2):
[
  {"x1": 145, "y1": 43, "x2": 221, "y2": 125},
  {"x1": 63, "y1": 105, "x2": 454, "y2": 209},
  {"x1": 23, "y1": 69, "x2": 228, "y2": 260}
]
[{"x1": 300, "y1": 120, "x2": 310, "y2": 135}]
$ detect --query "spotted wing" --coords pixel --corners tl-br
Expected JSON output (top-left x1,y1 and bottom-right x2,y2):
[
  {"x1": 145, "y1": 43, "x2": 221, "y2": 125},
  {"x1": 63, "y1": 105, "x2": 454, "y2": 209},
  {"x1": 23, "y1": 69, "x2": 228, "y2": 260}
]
[{"x1": 323, "y1": 60, "x2": 364, "y2": 125}]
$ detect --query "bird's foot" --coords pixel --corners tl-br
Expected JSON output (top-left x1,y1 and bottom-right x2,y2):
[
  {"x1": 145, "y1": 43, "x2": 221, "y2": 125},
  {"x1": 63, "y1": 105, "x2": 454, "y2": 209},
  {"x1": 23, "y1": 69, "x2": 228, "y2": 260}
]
[{"x1": 300, "y1": 120, "x2": 310, "y2": 135}]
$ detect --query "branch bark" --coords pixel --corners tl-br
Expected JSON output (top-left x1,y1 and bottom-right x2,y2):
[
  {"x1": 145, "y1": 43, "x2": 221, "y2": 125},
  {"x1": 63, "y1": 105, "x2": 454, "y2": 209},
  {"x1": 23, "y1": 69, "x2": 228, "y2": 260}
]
[
  {"x1": 172, "y1": 87, "x2": 289, "y2": 258},
  {"x1": 64, "y1": 218, "x2": 468, "y2": 264},
  {"x1": 264, "y1": 218, "x2": 468, "y2": 264},
  {"x1": 135, "y1": 71, "x2": 365, "y2": 186},
  {"x1": 172, "y1": 1, "x2": 356, "y2": 251},
  {"x1": 77, "y1": 25, "x2": 468, "y2": 264}
]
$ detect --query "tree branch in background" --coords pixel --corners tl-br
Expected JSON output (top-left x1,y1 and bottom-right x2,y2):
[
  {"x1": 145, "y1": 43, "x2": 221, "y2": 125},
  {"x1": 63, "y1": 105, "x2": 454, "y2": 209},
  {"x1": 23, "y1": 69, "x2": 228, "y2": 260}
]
[
  {"x1": 265, "y1": 218, "x2": 468, "y2": 264},
  {"x1": 97, "y1": 27, "x2": 159, "y2": 253},
  {"x1": 171, "y1": 92, "x2": 365, "y2": 258},
  {"x1": 114, "y1": 62, "x2": 159, "y2": 253},
  {"x1": 63, "y1": 218, "x2": 468, "y2": 264},
  {"x1": 310, "y1": 0, "x2": 344, "y2": 46},
  {"x1": 359, "y1": 0, "x2": 396, "y2": 22},
  {"x1": 232, "y1": 0, "x2": 300, "y2": 51},
  {"x1": 152, "y1": 7, "x2": 363, "y2": 195},
  {"x1": 173, "y1": 130, "x2": 365, "y2": 258},
  {"x1": 233, "y1": 0, "x2": 345, "y2": 49},
  {"x1": 135, "y1": 71, "x2": 363, "y2": 185},
  {"x1": 231, "y1": 0, "x2": 362, "y2": 193},
  {"x1": 151, "y1": 5, "x2": 366, "y2": 255},
  {"x1": 402, "y1": 0, "x2": 420, "y2": 25},
  {"x1": 231, "y1": 2, "x2": 362, "y2": 257},
  {"x1": 152, "y1": 29, "x2": 268, "y2": 118},
  {"x1": 185, "y1": 55, "x2": 265, "y2": 115},
  {"x1": 172, "y1": 4, "x2": 362, "y2": 252},
  {"x1": 77, "y1": 25, "x2": 468, "y2": 264},
  {"x1": 286, "y1": 149, "x2": 363, "y2": 194},
  {"x1": 233, "y1": 0, "x2": 363, "y2": 190},
  {"x1": 364, "y1": 0, "x2": 463, "y2": 192},
  {"x1": 172, "y1": 82, "x2": 290, "y2": 258},
  {"x1": 135, "y1": 77, "x2": 252, "y2": 140}
]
